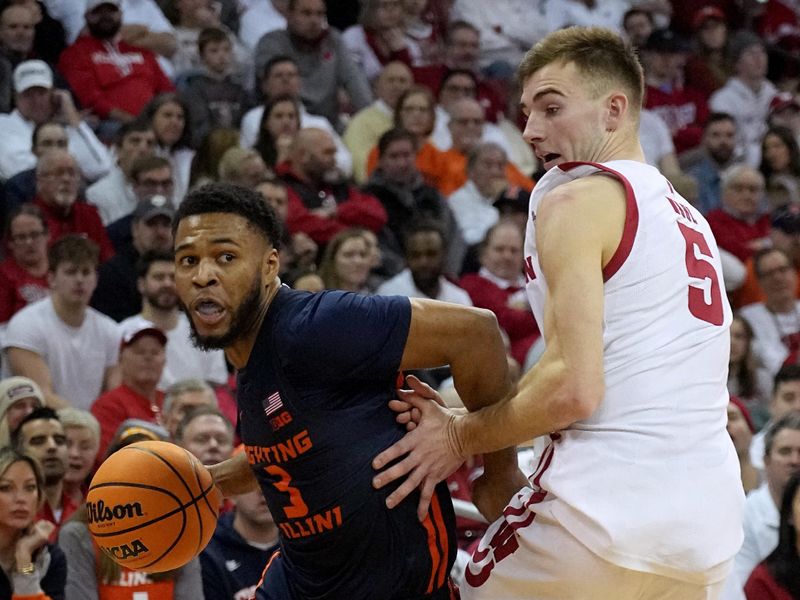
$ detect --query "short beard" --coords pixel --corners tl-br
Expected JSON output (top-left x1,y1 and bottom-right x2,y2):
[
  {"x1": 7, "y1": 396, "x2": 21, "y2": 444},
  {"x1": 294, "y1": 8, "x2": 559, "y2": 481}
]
[
  {"x1": 87, "y1": 19, "x2": 121, "y2": 40},
  {"x1": 182, "y1": 274, "x2": 265, "y2": 351}
]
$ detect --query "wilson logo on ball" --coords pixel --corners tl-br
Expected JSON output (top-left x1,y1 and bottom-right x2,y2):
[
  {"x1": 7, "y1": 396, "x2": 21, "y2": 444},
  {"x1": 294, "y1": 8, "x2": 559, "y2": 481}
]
[
  {"x1": 87, "y1": 500, "x2": 145, "y2": 524},
  {"x1": 102, "y1": 539, "x2": 150, "y2": 560}
]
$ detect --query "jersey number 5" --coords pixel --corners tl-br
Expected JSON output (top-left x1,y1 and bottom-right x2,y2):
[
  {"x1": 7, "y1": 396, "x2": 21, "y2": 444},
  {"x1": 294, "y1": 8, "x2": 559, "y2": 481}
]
[
  {"x1": 265, "y1": 465, "x2": 309, "y2": 518},
  {"x1": 677, "y1": 222, "x2": 724, "y2": 326}
]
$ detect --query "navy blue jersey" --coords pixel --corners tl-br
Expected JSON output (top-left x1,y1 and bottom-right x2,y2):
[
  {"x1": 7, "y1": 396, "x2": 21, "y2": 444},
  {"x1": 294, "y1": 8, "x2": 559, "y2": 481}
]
[{"x1": 238, "y1": 287, "x2": 456, "y2": 600}]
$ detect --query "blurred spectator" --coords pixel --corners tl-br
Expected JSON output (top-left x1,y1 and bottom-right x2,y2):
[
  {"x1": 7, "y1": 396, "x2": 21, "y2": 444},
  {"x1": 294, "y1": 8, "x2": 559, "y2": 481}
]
[
  {"x1": 769, "y1": 92, "x2": 800, "y2": 150},
  {"x1": 684, "y1": 6, "x2": 729, "y2": 99},
  {"x1": 3, "y1": 236, "x2": 120, "y2": 410},
  {"x1": 90, "y1": 320, "x2": 167, "y2": 457},
  {"x1": 343, "y1": 0, "x2": 420, "y2": 81},
  {"x1": 750, "y1": 0, "x2": 800, "y2": 84},
  {"x1": 57, "y1": 1, "x2": 175, "y2": 126},
  {"x1": 682, "y1": 112, "x2": 739, "y2": 214},
  {"x1": 160, "y1": 378, "x2": 217, "y2": 438},
  {"x1": 253, "y1": 0, "x2": 373, "y2": 128},
  {"x1": 32, "y1": 150, "x2": 115, "y2": 262},
  {"x1": 733, "y1": 412, "x2": 800, "y2": 592},
  {"x1": 750, "y1": 365, "x2": 800, "y2": 475},
  {"x1": 641, "y1": 28, "x2": 709, "y2": 153},
  {"x1": 364, "y1": 127, "x2": 462, "y2": 276},
  {"x1": 401, "y1": 0, "x2": 441, "y2": 66},
  {"x1": 140, "y1": 92, "x2": 195, "y2": 204},
  {"x1": 56, "y1": 407, "x2": 99, "y2": 505},
  {"x1": 0, "y1": 4, "x2": 36, "y2": 70},
  {"x1": 3, "y1": 1, "x2": 66, "y2": 66},
  {"x1": 277, "y1": 127, "x2": 387, "y2": 245},
  {"x1": 11, "y1": 407, "x2": 74, "y2": 540},
  {"x1": 729, "y1": 314, "x2": 773, "y2": 428},
  {"x1": 760, "y1": 125, "x2": 800, "y2": 210},
  {"x1": 218, "y1": 147, "x2": 270, "y2": 188},
  {"x1": 174, "y1": 405, "x2": 233, "y2": 464},
  {"x1": 0, "y1": 204, "x2": 49, "y2": 327},
  {"x1": 545, "y1": 0, "x2": 628, "y2": 36},
  {"x1": 437, "y1": 97, "x2": 534, "y2": 197},
  {"x1": 0, "y1": 375, "x2": 43, "y2": 448},
  {"x1": 118, "y1": 250, "x2": 228, "y2": 388},
  {"x1": 728, "y1": 396, "x2": 760, "y2": 494},
  {"x1": 86, "y1": 119, "x2": 157, "y2": 225},
  {"x1": 710, "y1": 31, "x2": 777, "y2": 167},
  {"x1": 4, "y1": 121, "x2": 70, "y2": 210},
  {"x1": 706, "y1": 164, "x2": 770, "y2": 263},
  {"x1": 188, "y1": 127, "x2": 239, "y2": 188},
  {"x1": 237, "y1": 0, "x2": 287, "y2": 50},
  {"x1": 740, "y1": 248, "x2": 800, "y2": 376},
  {"x1": 182, "y1": 27, "x2": 249, "y2": 147},
  {"x1": 377, "y1": 220, "x2": 472, "y2": 304},
  {"x1": 240, "y1": 55, "x2": 352, "y2": 175},
  {"x1": 94, "y1": 186, "x2": 175, "y2": 321},
  {"x1": 317, "y1": 228, "x2": 372, "y2": 293},
  {"x1": 253, "y1": 95, "x2": 300, "y2": 170},
  {"x1": 459, "y1": 220, "x2": 539, "y2": 367},
  {"x1": 622, "y1": 7, "x2": 655, "y2": 48},
  {"x1": 0, "y1": 60, "x2": 112, "y2": 182},
  {"x1": 344, "y1": 61, "x2": 414, "y2": 183}
]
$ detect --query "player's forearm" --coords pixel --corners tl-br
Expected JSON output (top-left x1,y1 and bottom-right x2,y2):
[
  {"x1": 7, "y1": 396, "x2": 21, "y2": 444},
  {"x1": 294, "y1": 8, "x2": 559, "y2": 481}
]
[{"x1": 207, "y1": 452, "x2": 259, "y2": 497}]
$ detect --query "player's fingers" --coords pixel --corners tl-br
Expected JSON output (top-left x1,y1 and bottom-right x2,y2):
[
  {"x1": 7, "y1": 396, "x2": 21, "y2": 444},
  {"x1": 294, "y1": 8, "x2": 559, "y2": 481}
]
[
  {"x1": 388, "y1": 399, "x2": 412, "y2": 413},
  {"x1": 405, "y1": 422, "x2": 417, "y2": 431},
  {"x1": 373, "y1": 454, "x2": 417, "y2": 490},
  {"x1": 395, "y1": 412, "x2": 412, "y2": 424},
  {"x1": 416, "y1": 479, "x2": 437, "y2": 521},
  {"x1": 405, "y1": 374, "x2": 437, "y2": 398},
  {"x1": 385, "y1": 469, "x2": 424, "y2": 509},
  {"x1": 410, "y1": 407, "x2": 421, "y2": 423}
]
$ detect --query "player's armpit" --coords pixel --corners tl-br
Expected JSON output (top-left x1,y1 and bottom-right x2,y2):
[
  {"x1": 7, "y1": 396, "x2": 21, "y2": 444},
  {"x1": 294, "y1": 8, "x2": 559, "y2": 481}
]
[{"x1": 207, "y1": 452, "x2": 259, "y2": 497}]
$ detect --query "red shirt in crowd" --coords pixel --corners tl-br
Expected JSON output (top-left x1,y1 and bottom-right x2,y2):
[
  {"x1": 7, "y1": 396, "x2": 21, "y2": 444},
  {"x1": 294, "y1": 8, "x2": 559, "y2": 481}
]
[
  {"x1": 33, "y1": 196, "x2": 115, "y2": 263},
  {"x1": 645, "y1": 83, "x2": 710, "y2": 153},
  {"x1": 91, "y1": 384, "x2": 165, "y2": 459},
  {"x1": 37, "y1": 488, "x2": 80, "y2": 543},
  {"x1": 744, "y1": 563, "x2": 795, "y2": 600},
  {"x1": 0, "y1": 258, "x2": 48, "y2": 323},
  {"x1": 705, "y1": 209, "x2": 771, "y2": 263}
]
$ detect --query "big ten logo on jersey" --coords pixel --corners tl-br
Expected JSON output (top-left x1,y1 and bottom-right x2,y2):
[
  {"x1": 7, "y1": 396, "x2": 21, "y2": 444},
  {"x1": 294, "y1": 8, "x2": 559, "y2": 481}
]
[
  {"x1": 270, "y1": 411, "x2": 292, "y2": 432},
  {"x1": 262, "y1": 390, "x2": 293, "y2": 431}
]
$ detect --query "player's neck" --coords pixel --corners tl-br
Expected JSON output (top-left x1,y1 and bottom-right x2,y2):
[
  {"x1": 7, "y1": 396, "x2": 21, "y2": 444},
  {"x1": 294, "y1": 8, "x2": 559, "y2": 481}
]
[{"x1": 225, "y1": 280, "x2": 282, "y2": 370}]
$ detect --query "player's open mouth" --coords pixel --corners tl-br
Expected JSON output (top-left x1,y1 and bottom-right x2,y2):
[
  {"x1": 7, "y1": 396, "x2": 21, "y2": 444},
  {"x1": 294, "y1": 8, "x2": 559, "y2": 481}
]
[
  {"x1": 542, "y1": 153, "x2": 561, "y2": 168},
  {"x1": 194, "y1": 300, "x2": 225, "y2": 326}
]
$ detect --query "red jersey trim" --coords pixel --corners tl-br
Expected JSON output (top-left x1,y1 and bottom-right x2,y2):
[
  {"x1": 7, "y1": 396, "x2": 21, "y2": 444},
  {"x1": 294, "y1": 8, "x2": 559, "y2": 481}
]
[{"x1": 557, "y1": 161, "x2": 640, "y2": 283}]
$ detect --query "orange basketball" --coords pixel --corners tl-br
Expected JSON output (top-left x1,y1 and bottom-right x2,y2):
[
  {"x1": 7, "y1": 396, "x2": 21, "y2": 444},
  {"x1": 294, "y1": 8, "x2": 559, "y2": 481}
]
[{"x1": 86, "y1": 440, "x2": 222, "y2": 572}]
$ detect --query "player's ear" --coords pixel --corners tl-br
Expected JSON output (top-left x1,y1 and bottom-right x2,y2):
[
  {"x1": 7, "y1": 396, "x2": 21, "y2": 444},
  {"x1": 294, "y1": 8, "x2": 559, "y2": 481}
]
[
  {"x1": 261, "y1": 245, "x2": 280, "y2": 282},
  {"x1": 604, "y1": 91, "x2": 628, "y2": 132}
]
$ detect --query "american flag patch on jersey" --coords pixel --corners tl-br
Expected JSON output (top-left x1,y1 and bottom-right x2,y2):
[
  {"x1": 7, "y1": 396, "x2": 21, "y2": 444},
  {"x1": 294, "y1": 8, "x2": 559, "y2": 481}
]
[{"x1": 263, "y1": 391, "x2": 283, "y2": 416}]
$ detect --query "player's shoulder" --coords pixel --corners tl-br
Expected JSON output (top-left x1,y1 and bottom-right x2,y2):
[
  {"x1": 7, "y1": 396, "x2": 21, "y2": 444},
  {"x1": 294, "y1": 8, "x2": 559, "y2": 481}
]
[{"x1": 274, "y1": 289, "x2": 405, "y2": 334}]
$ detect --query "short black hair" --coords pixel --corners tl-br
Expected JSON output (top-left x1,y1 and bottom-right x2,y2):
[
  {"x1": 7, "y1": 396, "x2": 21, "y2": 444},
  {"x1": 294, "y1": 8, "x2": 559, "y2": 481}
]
[
  {"x1": 705, "y1": 112, "x2": 736, "y2": 130},
  {"x1": 377, "y1": 128, "x2": 416, "y2": 157},
  {"x1": 11, "y1": 406, "x2": 60, "y2": 450},
  {"x1": 402, "y1": 219, "x2": 445, "y2": 252},
  {"x1": 438, "y1": 68, "x2": 478, "y2": 99},
  {"x1": 262, "y1": 54, "x2": 297, "y2": 79},
  {"x1": 136, "y1": 249, "x2": 174, "y2": 278},
  {"x1": 773, "y1": 364, "x2": 800, "y2": 395},
  {"x1": 753, "y1": 247, "x2": 789, "y2": 278},
  {"x1": 174, "y1": 182, "x2": 282, "y2": 248},
  {"x1": 198, "y1": 27, "x2": 230, "y2": 55},
  {"x1": 115, "y1": 118, "x2": 152, "y2": 147}
]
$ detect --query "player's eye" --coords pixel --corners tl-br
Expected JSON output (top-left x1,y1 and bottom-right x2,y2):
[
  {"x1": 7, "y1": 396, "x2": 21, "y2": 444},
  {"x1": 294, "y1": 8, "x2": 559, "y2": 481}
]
[
  {"x1": 219, "y1": 253, "x2": 235, "y2": 264},
  {"x1": 179, "y1": 256, "x2": 197, "y2": 267}
]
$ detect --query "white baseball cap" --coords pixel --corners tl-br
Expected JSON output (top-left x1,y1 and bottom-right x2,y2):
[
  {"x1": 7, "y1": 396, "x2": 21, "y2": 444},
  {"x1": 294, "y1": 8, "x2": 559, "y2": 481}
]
[{"x1": 13, "y1": 60, "x2": 53, "y2": 93}]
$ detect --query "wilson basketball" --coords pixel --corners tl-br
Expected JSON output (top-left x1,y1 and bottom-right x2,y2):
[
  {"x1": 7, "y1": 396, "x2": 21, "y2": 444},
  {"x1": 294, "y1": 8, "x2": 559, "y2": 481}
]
[{"x1": 86, "y1": 440, "x2": 222, "y2": 572}]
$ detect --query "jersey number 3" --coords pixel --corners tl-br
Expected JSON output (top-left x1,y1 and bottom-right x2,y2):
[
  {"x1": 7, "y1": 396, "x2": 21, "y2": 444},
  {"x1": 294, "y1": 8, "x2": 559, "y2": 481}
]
[
  {"x1": 677, "y1": 222, "x2": 724, "y2": 326},
  {"x1": 265, "y1": 465, "x2": 309, "y2": 518}
]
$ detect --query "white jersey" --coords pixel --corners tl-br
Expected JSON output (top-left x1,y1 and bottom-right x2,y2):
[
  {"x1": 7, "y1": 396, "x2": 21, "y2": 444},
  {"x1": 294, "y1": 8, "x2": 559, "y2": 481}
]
[{"x1": 523, "y1": 160, "x2": 744, "y2": 582}]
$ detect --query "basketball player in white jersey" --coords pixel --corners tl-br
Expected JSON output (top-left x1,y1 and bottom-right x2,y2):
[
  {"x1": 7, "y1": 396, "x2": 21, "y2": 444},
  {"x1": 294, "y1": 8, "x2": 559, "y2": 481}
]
[{"x1": 372, "y1": 26, "x2": 744, "y2": 599}]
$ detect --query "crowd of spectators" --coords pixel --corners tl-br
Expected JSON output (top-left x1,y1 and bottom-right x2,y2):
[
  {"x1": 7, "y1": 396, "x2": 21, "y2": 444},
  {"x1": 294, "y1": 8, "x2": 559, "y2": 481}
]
[{"x1": 0, "y1": 0, "x2": 799, "y2": 598}]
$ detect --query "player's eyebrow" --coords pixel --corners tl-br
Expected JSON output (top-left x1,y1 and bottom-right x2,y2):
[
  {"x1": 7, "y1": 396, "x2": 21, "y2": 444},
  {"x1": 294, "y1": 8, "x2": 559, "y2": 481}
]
[
  {"x1": 209, "y1": 237, "x2": 242, "y2": 247},
  {"x1": 532, "y1": 87, "x2": 565, "y2": 103}
]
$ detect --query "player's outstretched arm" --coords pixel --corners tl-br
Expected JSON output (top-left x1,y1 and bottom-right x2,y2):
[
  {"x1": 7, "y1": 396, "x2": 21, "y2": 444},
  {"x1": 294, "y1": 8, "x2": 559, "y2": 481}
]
[{"x1": 207, "y1": 451, "x2": 259, "y2": 497}]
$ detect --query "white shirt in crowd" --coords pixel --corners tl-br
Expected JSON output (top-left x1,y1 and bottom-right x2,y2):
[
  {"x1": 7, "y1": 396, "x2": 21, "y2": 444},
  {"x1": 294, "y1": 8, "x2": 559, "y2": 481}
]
[
  {"x1": 86, "y1": 164, "x2": 138, "y2": 225},
  {"x1": 238, "y1": 0, "x2": 287, "y2": 50},
  {"x1": 739, "y1": 301, "x2": 800, "y2": 376},
  {"x1": 731, "y1": 483, "x2": 780, "y2": 592},
  {"x1": 448, "y1": 180, "x2": 499, "y2": 246},
  {"x1": 377, "y1": 269, "x2": 473, "y2": 306}
]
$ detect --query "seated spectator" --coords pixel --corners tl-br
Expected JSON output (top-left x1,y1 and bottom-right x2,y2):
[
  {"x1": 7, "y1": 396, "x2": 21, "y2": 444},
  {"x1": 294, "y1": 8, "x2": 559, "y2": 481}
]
[
  {"x1": 744, "y1": 472, "x2": 800, "y2": 598},
  {"x1": 5, "y1": 121, "x2": 70, "y2": 210},
  {"x1": 684, "y1": 6, "x2": 729, "y2": 99},
  {"x1": 750, "y1": 366, "x2": 800, "y2": 474},
  {"x1": 682, "y1": 112, "x2": 739, "y2": 214},
  {"x1": 86, "y1": 119, "x2": 157, "y2": 225},
  {"x1": 56, "y1": 408, "x2": 100, "y2": 506},
  {"x1": 188, "y1": 127, "x2": 240, "y2": 189},
  {"x1": 706, "y1": 165, "x2": 770, "y2": 263},
  {"x1": 401, "y1": 0, "x2": 441, "y2": 66},
  {"x1": 254, "y1": 95, "x2": 301, "y2": 171},
  {"x1": 140, "y1": 93, "x2": 194, "y2": 204},
  {"x1": 0, "y1": 204, "x2": 49, "y2": 327},
  {"x1": 253, "y1": 0, "x2": 373, "y2": 129},
  {"x1": 160, "y1": 379, "x2": 218, "y2": 439},
  {"x1": 3, "y1": 235, "x2": 121, "y2": 410},
  {"x1": 32, "y1": 149, "x2": 115, "y2": 262},
  {"x1": 118, "y1": 250, "x2": 228, "y2": 389},
  {"x1": 7, "y1": 0, "x2": 66, "y2": 66},
  {"x1": 237, "y1": 0, "x2": 287, "y2": 51},
  {"x1": 90, "y1": 320, "x2": 167, "y2": 458},
  {"x1": 769, "y1": 92, "x2": 800, "y2": 151},
  {"x1": 728, "y1": 396, "x2": 760, "y2": 494},
  {"x1": 377, "y1": 220, "x2": 472, "y2": 304},
  {"x1": 622, "y1": 7, "x2": 654, "y2": 49},
  {"x1": 741, "y1": 248, "x2": 800, "y2": 377},
  {"x1": 0, "y1": 446, "x2": 66, "y2": 600},
  {"x1": 437, "y1": 97, "x2": 534, "y2": 197},
  {"x1": 182, "y1": 27, "x2": 249, "y2": 147},
  {"x1": 641, "y1": 28, "x2": 708, "y2": 154},
  {"x1": 57, "y1": 0, "x2": 175, "y2": 127},
  {"x1": 0, "y1": 60, "x2": 112, "y2": 181},
  {"x1": 343, "y1": 0, "x2": 420, "y2": 82},
  {"x1": 200, "y1": 484, "x2": 279, "y2": 600},
  {"x1": 363, "y1": 127, "x2": 463, "y2": 276},
  {"x1": 278, "y1": 128, "x2": 387, "y2": 246},
  {"x1": 317, "y1": 229, "x2": 372, "y2": 293},
  {"x1": 459, "y1": 221, "x2": 539, "y2": 367},
  {"x1": 760, "y1": 125, "x2": 800, "y2": 210},
  {"x1": 729, "y1": 314, "x2": 773, "y2": 428},
  {"x1": 710, "y1": 31, "x2": 777, "y2": 167},
  {"x1": 94, "y1": 186, "x2": 175, "y2": 321},
  {"x1": 0, "y1": 4, "x2": 36, "y2": 71},
  {"x1": 344, "y1": 61, "x2": 414, "y2": 183},
  {"x1": 733, "y1": 413, "x2": 800, "y2": 591},
  {"x1": 11, "y1": 407, "x2": 75, "y2": 541},
  {"x1": 0, "y1": 375, "x2": 43, "y2": 448},
  {"x1": 174, "y1": 405, "x2": 233, "y2": 465},
  {"x1": 218, "y1": 147, "x2": 271, "y2": 189},
  {"x1": 239, "y1": 55, "x2": 353, "y2": 175}
]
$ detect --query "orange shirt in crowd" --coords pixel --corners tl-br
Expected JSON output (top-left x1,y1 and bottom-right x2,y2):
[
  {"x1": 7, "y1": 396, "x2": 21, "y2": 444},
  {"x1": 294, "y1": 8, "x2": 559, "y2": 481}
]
[
  {"x1": 366, "y1": 141, "x2": 449, "y2": 191},
  {"x1": 730, "y1": 258, "x2": 800, "y2": 308}
]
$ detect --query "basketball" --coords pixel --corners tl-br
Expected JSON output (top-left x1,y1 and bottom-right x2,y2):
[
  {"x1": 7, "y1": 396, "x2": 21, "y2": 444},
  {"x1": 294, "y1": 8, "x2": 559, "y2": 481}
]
[{"x1": 86, "y1": 440, "x2": 222, "y2": 572}]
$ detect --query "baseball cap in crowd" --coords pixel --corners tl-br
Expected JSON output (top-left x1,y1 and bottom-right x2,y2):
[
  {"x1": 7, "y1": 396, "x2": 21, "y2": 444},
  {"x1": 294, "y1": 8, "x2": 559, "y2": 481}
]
[
  {"x1": 119, "y1": 318, "x2": 168, "y2": 350},
  {"x1": 493, "y1": 186, "x2": 529, "y2": 215},
  {"x1": 770, "y1": 92, "x2": 800, "y2": 116},
  {"x1": 729, "y1": 396, "x2": 755, "y2": 433},
  {"x1": 85, "y1": 0, "x2": 121, "y2": 12},
  {"x1": 13, "y1": 60, "x2": 53, "y2": 94},
  {"x1": 772, "y1": 204, "x2": 800, "y2": 234},
  {"x1": 692, "y1": 6, "x2": 725, "y2": 31},
  {"x1": 0, "y1": 376, "x2": 45, "y2": 419},
  {"x1": 132, "y1": 195, "x2": 175, "y2": 223},
  {"x1": 643, "y1": 29, "x2": 691, "y2": 53}
]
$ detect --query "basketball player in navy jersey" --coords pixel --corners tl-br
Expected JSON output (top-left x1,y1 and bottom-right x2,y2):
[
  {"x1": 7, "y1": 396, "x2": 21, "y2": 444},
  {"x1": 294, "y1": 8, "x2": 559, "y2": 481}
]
[{"x1": 172, "y1": 183, "x2": 520, "y2": 600}]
